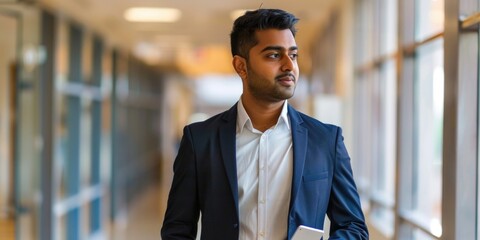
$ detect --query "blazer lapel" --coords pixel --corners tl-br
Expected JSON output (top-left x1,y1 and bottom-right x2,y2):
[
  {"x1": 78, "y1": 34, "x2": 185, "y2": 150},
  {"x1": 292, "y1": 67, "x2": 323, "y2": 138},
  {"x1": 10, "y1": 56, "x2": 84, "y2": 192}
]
[
  {"x1": 288, "y1": 105, "x2": 308, "y2": 213},
  {"x1": 219, "y1": 104, "x2": 239, "y2": 216}
]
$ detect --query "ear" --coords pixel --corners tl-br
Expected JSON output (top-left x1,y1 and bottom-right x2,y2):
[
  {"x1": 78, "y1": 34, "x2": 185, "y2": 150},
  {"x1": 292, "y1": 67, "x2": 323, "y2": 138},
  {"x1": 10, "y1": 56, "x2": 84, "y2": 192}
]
[{"x1": 232, "y1": 55, "x2": 247, "y2": 79}]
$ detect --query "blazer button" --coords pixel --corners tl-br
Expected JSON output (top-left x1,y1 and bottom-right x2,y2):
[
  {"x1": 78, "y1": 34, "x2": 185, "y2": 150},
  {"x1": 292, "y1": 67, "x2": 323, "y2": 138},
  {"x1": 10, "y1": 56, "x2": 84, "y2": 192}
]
[{"x1": 233, "y1": 223, "x2": 238, "y2": 228}]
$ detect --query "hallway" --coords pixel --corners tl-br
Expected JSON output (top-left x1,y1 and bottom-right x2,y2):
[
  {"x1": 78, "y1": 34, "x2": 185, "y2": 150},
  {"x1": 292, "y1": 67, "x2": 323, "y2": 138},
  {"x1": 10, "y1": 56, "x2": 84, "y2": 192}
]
[{"x1": 2, "y1": 0, "x2": 480, "y2": 239}]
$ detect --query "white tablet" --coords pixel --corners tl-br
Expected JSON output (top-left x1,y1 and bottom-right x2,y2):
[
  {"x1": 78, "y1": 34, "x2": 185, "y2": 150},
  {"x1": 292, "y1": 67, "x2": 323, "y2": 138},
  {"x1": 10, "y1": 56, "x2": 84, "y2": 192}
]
[{"x1": 291, "y1": 225, "x2": 324, "y2": 240}]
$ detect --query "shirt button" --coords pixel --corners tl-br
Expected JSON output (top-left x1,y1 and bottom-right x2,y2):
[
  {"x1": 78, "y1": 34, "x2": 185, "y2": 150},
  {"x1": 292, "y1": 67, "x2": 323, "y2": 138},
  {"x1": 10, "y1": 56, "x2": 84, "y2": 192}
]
[{"x1": 259, "y1": 232, "x2": 265, "y2": 236}]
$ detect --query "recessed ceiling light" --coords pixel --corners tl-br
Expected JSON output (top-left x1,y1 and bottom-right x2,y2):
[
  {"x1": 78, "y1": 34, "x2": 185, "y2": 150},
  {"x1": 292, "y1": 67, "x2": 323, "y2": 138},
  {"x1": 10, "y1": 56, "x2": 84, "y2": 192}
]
[{"x1": 124, "y1": 7, "x2": 181, "y2": 22}]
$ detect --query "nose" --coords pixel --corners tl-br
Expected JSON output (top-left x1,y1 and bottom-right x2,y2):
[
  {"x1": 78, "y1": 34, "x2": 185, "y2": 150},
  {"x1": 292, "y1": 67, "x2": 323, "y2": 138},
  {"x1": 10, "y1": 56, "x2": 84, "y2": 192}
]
[{"x1": 281, "y1": 54, "x2": 295, "y2": 72}]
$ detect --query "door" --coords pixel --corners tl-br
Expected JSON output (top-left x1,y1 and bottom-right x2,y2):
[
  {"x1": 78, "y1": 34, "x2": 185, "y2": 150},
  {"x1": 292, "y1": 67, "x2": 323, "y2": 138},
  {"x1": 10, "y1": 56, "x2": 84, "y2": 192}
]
[{"x1": 0, "y1": 10, "x2": 18, "y2": 240}]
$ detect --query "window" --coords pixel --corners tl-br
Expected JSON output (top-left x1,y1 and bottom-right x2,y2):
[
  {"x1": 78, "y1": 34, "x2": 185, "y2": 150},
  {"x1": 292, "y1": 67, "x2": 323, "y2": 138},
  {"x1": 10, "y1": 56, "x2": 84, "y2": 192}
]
[
  {"x1": 370, "y1": 60, "x2": 397, "y2": 236},
  {"x1": 380, "y1": 0, "x2": 398, "y2": 55},
  {"x1": 352, "y1": 0, "x2": 398, "y2": 237},
  {"x1": 53, "y1": 19, "x2": 109, "y2": 240},
  {"x1": 415, "y1": 0, "x2": 444, "y2": 41},
  {"x1": 399, "y1": 38, "x2": 444, "y2": 239},
  {"x1": 353, "y1": 72, "x2": 372, "y2": 198},
  {"x1": 396, "y1": 0, "x2": 445, "y2": 238}
]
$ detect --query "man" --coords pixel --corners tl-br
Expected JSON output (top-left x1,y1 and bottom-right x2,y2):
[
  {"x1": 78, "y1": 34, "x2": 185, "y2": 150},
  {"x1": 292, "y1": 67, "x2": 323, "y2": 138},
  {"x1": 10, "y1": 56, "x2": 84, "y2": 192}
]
[{"x1": 161, "y1": 9, "x2": 368, "y2": 240}]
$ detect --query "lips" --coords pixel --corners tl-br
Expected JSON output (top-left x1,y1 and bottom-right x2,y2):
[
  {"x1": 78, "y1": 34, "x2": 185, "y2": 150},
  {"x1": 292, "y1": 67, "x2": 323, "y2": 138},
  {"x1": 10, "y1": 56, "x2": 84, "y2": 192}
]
[{"x1": 276, "y1": 74, "x2": 295, "y2": 86}]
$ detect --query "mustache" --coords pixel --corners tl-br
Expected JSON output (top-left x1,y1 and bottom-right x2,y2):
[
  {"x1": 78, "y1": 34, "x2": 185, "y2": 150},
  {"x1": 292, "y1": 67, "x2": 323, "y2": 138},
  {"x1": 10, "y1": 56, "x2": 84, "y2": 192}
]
[{"x1": 275, "y1": 73, "x2": 296, "y2": 81}]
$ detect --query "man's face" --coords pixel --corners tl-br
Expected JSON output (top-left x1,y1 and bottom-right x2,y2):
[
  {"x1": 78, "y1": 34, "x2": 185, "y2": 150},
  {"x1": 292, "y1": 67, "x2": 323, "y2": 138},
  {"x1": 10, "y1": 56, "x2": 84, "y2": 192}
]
[{"x1": 244, "y1": 29, "x2": 299, "y2": 102}]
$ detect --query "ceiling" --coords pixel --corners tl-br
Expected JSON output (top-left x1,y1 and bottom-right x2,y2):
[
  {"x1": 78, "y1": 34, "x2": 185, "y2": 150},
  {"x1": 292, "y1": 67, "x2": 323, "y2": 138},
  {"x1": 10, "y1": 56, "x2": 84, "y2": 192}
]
[{"x1": 38, "y1": 0, "x2": 337, "y2": 76}]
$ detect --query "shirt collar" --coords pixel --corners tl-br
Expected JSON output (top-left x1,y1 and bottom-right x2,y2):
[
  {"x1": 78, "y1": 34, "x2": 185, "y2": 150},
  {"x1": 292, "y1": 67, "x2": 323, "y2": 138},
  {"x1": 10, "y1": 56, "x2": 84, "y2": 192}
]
[{"x1": 236, "y1": 98, "x2": 290, "y2": 134}]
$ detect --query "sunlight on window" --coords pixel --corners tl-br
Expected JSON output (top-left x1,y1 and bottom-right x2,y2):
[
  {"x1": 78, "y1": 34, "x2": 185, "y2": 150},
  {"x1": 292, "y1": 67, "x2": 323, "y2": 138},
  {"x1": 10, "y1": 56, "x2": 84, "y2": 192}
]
[
  {"x1": 416, "y1": 0, "x2": 444, "y2": 41},
  {"x1": 413, "y1": 39, "x2": 444, "y2": 238},
  {"x1": 429, "y1": 0, "x2": 444, "y2": 29},
  {"x1": 432, "y1": 67, "x2": 444, "y2": 117},
  {"x1": 433, "y1": 66, "x2": 444, "y2": 165},
  {"x1": 430, "y1": 218, "x2": 442, "y2": 237}
]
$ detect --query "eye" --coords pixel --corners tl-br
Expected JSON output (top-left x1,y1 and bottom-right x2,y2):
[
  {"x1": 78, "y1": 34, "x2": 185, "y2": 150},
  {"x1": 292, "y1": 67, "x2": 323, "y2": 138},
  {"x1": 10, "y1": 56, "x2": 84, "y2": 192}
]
[
  {"x1": 289, "y1": 53, "x2": 298, "y2": 60},
  {"x1": 266, "y1": 53, "x2": 280, "y2": 59}
]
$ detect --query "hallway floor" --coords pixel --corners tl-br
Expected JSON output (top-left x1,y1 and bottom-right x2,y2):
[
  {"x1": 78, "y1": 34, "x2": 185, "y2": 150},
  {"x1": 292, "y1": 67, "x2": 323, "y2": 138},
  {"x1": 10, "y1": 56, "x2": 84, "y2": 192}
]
[
  {"x1": 0, "y1": 217, "x2": 15, "y2": 240},
  {"x1": 111, "y1": 184, "x2": 168, "y2": 240}
]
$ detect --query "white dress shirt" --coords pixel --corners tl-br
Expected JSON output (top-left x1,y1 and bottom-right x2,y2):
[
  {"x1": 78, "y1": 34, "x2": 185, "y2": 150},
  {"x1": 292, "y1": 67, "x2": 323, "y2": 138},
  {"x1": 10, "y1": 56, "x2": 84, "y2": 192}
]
[{"x1": 236, "y1": 99, "x2": 293, "y2": 240}]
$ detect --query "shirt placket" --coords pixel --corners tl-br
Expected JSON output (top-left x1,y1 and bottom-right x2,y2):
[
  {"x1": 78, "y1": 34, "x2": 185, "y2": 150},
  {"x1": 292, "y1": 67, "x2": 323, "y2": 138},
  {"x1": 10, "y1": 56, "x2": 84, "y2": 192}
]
[{"x1": 258, "y1": 131, "x2": 268, "y2": 239}]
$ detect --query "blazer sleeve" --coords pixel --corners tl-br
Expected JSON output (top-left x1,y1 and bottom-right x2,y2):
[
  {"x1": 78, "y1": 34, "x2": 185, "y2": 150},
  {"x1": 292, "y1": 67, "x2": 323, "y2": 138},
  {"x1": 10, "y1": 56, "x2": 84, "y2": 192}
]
[
  {"x1": 161, "y1": 126, "x2": 200, "y2": 239},
  {"x1": 327, "y1": 127, "x2": 369, "y2": 239}
]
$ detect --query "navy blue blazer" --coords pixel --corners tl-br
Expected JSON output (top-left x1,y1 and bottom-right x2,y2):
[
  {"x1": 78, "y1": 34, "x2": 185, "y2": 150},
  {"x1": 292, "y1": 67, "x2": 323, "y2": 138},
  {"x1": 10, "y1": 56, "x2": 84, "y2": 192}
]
[{"x1": 161, "y1": 104, "x2": 368, "y2": 239}]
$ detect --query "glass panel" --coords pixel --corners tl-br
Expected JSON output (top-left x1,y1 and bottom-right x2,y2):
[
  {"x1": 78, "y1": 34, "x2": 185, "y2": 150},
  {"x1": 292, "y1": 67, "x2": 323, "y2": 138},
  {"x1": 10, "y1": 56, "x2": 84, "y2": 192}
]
[
  {"x1": 90, "y1": 37, "x2": 104, "y2": 234},
  {"x1": 55, "y1": 95, "x2": 83, "y2": 196},
  {"x1": 0, "y1": 12, "x2": 17, "y2": 220},
  {"x1": 415, "y1": 0, "x2": 444, "y2": 41},
  {"x1": 0, "y1": 12, "x2": 17, "y2": 239},
  {"x1": 81, "y1": 99, "x2": 92, "y2": 187},
  {"x1": 56, "y1": 19, "x2": 69, "y2": 85},
  {"x1": 399, "y1": 224, "x2": 437, "y2": 240},
  {"x1": 56, "y1": 95, "x2": 69, "y2": 199},
  {"x1": 380, "y1": 60, "x2": 397, "y2": 204},
  {"x1": 69, "y1": 24, "x2": 83, "y2": 83},
  {"x1": 379, "y1": 0, "x2": 398, "y2": 55},
  {"x1": 101, "y1": 99, "x2": 112, "y2": 181},
  {"x1": 371, "y1": 205, "x2": 394, "y2": 237},
  {"x1": 82, "y1": 32, "x2": 92, "y2": 84},
  {"x1": 371, "y1": 60, "x2": 397, "y2": 236},
  {"x1": 356, "y1": 0, "x2": 375, "y2": 65},
  {"x1": 56, "y1": 214, "x2": 67, "y2": 240},
  {"x1": 14, "y1": 9, "x2": 42, "y2": 240},
  {"x1": 352, "y1": 73, "x2": 372, "y2": 200},
  {"x1": 82, "y1": 203, "x2": 91, "y2": 237},
  {"x1": 54, "y1": 20, "x2": 70, "y2": 200},
  {"x1": 18, "y1": 213, "x2": 36, "y2": 240},
  {"x1": 101, "y1": 49, "x2": 112, "y2": 183},
  {"x1": 413, "y1": 38, "x2": 444, "y2": 237},
  {"x1": 371, "y1": 68, "x2": 382, "y2": 193}
]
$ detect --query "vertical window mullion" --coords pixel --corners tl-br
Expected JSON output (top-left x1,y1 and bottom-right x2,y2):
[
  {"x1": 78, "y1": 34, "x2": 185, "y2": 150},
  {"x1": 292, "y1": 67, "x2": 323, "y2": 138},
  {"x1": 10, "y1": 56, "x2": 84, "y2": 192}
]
[
  {"x1": 90, "y1": 35, "x2": 103, "y2": 235},
  {"x1": 39, "y1": 10, "x2": 56, "y2": 240},
  {"x1": 477, "y1": 19, "x2": 480, "y2": 240}
]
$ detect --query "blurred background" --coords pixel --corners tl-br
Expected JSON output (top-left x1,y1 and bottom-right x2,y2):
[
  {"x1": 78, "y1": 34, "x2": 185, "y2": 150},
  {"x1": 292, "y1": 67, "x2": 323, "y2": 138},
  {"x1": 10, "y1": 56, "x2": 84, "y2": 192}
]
[{"x1": 0, "y1": 0, "x2": 478, "y2": 239}]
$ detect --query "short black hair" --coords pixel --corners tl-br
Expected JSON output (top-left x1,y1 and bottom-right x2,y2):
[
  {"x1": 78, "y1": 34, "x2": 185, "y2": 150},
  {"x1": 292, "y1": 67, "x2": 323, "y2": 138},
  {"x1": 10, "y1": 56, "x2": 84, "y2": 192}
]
[{"x1": 230, "y1": 9, "x2": 299, "y2": 58}]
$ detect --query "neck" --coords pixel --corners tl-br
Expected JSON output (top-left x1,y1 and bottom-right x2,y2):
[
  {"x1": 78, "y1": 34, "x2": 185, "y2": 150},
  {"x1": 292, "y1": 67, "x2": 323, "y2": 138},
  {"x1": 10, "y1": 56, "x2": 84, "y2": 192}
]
[{"x1": 241, "y1": 95, "x2": 285, "y2": 132}]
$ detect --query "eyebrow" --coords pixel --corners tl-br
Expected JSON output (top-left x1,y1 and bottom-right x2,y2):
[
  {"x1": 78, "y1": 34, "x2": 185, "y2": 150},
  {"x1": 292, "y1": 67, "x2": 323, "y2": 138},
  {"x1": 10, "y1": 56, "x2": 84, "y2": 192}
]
[{"x1": 260, "y1": 46, "x2": 298, "y2": 53}]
